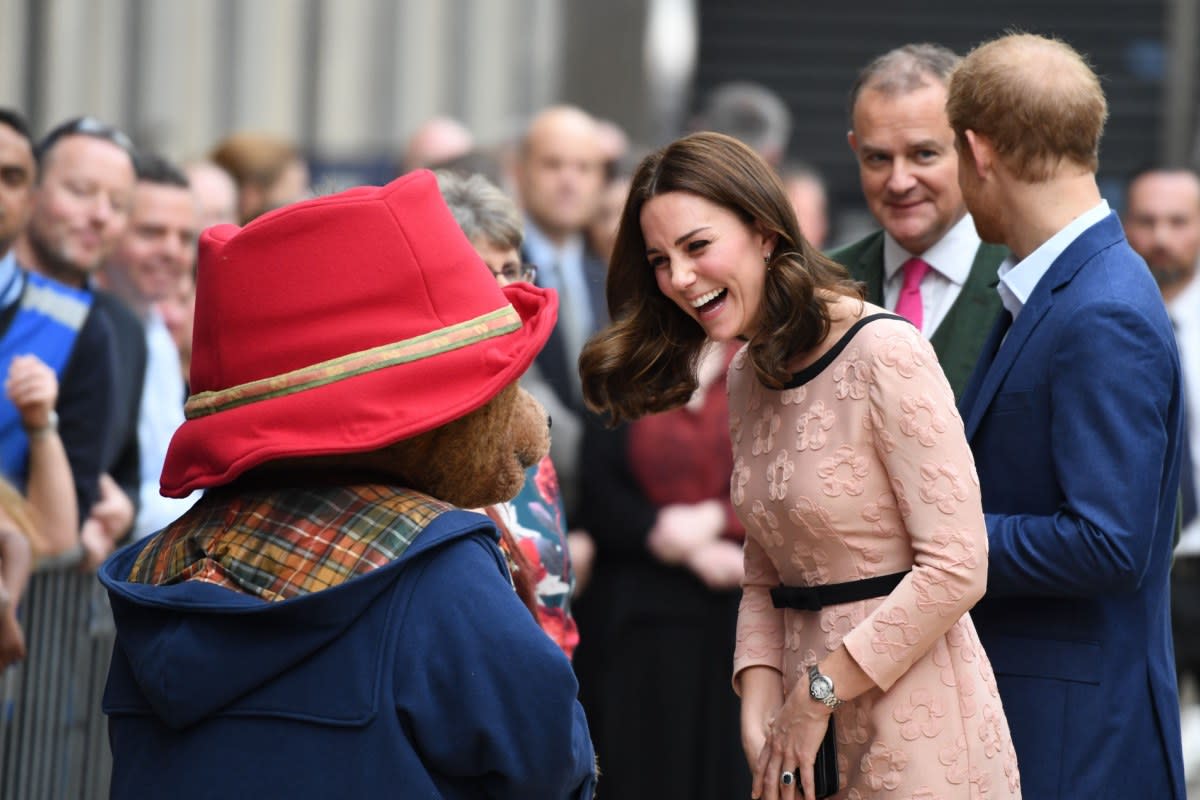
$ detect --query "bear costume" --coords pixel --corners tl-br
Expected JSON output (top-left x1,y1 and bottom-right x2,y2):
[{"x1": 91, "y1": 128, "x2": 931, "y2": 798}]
[{"x1": 98, "y1": 172, "x2": 597, "y2": 799}]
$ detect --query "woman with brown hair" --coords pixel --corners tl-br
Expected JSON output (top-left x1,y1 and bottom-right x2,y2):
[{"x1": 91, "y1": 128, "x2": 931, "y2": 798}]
[
  {"x1": 209, "y1": 132, "x2": 311, "y2": 225},
  {"x1": 580, "y1": 132, "x2": 1018, "y2": 800}
]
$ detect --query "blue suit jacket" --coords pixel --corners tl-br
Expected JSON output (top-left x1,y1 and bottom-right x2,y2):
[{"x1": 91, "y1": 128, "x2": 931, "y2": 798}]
[{"x1": 959, "y1": 213, "x2": 1186, "y2": 798}]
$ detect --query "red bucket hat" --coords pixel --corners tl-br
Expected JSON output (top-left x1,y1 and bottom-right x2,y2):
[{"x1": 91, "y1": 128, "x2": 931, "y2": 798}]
[{"x1": 159, "y1": 170, "x2": 557, "y2": 498}]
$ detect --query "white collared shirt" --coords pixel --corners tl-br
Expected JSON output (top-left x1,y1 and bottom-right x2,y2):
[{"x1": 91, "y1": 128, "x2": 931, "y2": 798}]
[
  {"x1": 0, "y1": 250, "x2": 24, "y2": 309},
  {"x1": 995, "y1": 200, "x2": 1111, "y2": 320},
  {"x1": 1169, "y1": 274, "x2": 1200, "y2": 555},
  {"x1": 523, "y1": 218, "x2": 594, "y2": 372},
  {"x1": 882, "y1": 213, "x2": 982, "y2": 337},
  {"x1": 133, "y1": 307, "x2": 199, "y2": 540}
]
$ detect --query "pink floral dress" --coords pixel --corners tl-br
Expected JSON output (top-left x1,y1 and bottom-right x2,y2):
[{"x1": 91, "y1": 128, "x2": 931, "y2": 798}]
[{"x1": 731, "y1": 302, "x2": 1021, "y2": 798}]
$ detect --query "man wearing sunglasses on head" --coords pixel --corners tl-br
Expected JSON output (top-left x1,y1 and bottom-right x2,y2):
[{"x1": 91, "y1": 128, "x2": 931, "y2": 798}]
[{"x1": 10, "y1": 115, "x2": 144, "y2": 568}]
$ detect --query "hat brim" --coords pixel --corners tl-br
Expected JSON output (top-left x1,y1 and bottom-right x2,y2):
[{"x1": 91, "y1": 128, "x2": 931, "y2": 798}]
[{"x1": 159, "y1": 282, "x2": 557, "y2": 498}]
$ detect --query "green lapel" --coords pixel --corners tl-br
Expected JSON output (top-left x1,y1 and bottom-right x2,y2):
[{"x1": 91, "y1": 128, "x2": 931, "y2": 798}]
[
  {"x1": 928, "y1": 242, "x2": 1007, "y2": 400},
  {"x1": 828, "y1": 231, "x2": 886, "y2": 304},
  {"x1": 829, "y1": 233, "x2": 1006, "y2": 401}
]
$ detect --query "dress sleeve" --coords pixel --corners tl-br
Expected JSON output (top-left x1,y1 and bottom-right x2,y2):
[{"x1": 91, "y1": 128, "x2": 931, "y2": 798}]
[
  {"x1": 841, "y1": 323, "x2": 988, "y2": 691},
  {"x1": 732, "y1": 508, "x2": 785, "y2": 692}
]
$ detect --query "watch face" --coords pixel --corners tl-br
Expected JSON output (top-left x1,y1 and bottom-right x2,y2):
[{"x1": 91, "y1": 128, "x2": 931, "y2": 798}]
[{"x1": 811, "y1": 675, "x2": 833, "y2": 700}]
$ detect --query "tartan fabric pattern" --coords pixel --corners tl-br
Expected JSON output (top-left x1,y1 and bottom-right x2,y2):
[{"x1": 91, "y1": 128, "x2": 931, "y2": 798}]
[{"x1": 128, "y1": 484, "x2": 455, "y2": 602}]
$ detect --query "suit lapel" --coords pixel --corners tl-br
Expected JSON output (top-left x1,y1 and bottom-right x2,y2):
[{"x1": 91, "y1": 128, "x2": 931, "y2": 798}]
[
  {"x1": 857, "y1": 234, "x2": 886, "y2": 304},
  {"x1": 928, "y1": 242, "x2": 1006, "y2": 398},
  {"x1": 962, "y1": 299, "x2": 1049, "y2": 439},
  {"x1": 961, "y1": 213, "x2": 1126, "y2": 439}
]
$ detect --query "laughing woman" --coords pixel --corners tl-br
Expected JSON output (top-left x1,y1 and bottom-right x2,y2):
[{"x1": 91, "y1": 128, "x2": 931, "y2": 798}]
[{"x1": 578, "y1": 132, "x2": 1020, "y2": 800}]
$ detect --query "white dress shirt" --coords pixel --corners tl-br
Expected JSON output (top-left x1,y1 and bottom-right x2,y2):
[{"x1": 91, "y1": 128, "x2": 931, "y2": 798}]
[
  {"x1": 882, "y1": 213, "x2": 982, "y2": 337},
  {"x1": 1170, "y1": 274, "x2": 1200, "y2": 555},
  {"x1": 995, "y1": 200, "x2": 1111, "y2": 320},
  {"x1": 133, "y1": 308, "x2": 198, "y2": 540}
]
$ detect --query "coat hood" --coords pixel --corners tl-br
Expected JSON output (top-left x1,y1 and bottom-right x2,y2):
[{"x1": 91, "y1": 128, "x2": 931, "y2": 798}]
[{"x1": 99, "y1": 507, "x2": 493, "y2": 730}]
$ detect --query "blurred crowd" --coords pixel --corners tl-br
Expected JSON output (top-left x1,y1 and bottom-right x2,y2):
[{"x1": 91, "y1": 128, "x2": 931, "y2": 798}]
[{"x1": 2, "y1": 36, "x2": 1199, "y2": 797}]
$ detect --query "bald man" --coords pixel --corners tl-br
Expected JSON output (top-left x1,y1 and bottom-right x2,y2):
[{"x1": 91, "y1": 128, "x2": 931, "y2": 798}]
[
  {"x1": 184, "y1": 160, "x2": 238, "y2": 230},
  {"x1": 952, "y1": 34, "x2": 1186, "y2": 798},
  {"x1": 514, "y1": 106, "x2": 607, "y2": 516},
  {"x1": 403, "y1": 116, "x2": 475, "y2": 172}
]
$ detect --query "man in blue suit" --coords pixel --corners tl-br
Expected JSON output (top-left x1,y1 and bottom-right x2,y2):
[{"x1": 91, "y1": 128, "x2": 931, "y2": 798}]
[{"x1": 949, "y1": 33, "x2": 1187, "y2": 798}]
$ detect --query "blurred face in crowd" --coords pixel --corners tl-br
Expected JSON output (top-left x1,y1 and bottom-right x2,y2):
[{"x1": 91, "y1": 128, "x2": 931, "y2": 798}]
[
  {"x1": 22, "y1": 134, "x2": 136, "y2": 285},
  {"x1": 105, "y1": 181, "x2": 198, "y2": 315},
  {"x1": 517, "y1": 108, "x2": 605, "y2": 241},
  {"x1": 158, "y1": 268, "x2": 196, "y2": 377},
  {"x1": 642, "y1": 190, "x2": 775, "y2": 343},
  {"x1": 0, "y1": 122, "x2": 35, "y2": 256},
  {"x1": 784, "y1": 174, "x2": 829, "y2": 250},
  {"x1": 1123, "y1": 170, "x2": 1200, "y2": 294},
  {"x1": 849, "y1": 81, "x2": 965, "y2": 255},
  {"x1": 185, "y1": 162, "x2": 238, "y2": 229},
  {"x1": 587, "y1": 175, "x2": 631, "y2": 264},
  {"x1": 263, "y1": 157, "x2": 310, "y2": 213},
  {"x1": 472, "y1": 238, "x2": 527, "y2": 287}
]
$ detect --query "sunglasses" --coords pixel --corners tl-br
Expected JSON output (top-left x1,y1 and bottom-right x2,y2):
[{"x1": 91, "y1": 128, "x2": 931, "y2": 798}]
[{"x1": 36, "y1": 116, "x2": 138, "y2": 166}]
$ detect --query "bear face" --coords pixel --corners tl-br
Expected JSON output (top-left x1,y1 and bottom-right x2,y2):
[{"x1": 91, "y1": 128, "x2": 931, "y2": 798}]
[
  {"x1": 241, "y1": 383, "x2": 550, "y2": 511},
  {"x1": 373, "y1": 384, "x2": 550, "y2": 509}
]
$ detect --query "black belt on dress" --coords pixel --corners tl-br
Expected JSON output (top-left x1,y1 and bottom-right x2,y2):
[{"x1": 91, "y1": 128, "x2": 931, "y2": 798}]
[{"x1": 770, "y1": 570, "x2": 911, "y2": 611}]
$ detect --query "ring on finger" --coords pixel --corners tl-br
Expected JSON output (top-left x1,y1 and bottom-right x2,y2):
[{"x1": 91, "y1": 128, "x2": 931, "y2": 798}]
[{"x1": 781, "y1": 770, "x2": 795, "y2": 786}]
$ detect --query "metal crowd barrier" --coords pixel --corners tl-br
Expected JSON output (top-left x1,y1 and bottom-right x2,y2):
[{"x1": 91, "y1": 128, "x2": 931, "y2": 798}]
[{"x1": 0, "y1": 550, "x2": 114, "y2": 799}]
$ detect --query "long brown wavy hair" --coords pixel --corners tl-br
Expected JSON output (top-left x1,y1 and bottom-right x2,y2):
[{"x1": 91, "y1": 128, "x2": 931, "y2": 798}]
[{"x1": 579, "y1": 132, "x2": 861, "y2": 424}]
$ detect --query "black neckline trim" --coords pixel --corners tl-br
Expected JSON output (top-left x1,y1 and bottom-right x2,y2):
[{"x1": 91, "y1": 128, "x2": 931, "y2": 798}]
[{"x1": 782, "y1": 313, "x2": 910, "y2": 389}]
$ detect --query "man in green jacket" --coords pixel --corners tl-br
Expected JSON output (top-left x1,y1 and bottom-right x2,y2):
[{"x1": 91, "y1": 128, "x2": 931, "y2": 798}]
[{"x1": 829, "y1": 43, "x2": 1004, "y2": 399}]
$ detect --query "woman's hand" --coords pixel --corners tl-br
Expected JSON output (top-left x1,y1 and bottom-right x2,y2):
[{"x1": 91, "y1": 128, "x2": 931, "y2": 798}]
[
  {"x1": 646, "y1": 499, "x2": 724, "y2": 564},
  {"x1": 752, "y1": 676, "x2": 834, "y2": 800},
  {"x1": 738, "y1": 665, "x2": 784, "y2": 781},
  {"x1": 741, "y1": 686, "x2": 777, "y2": 772},
  {"x1": 79, "y1": 519, "x2": 114, "y2": 573},
  {"x1": 566, "y1": 530, "x2": 595, "y2": 596},
  {"x1": 684, "y1": 538, "x2": 744, "y2": 589},
  {"x1": 0, "y1": 530, "x2": 33, "y2": 670},
  {"x1": 90, "y1": 474, "x2": 134, "y2": 542},
  {"x1": 5, "y1": 355, "x2": 58, "y2": 430},
  {"x1": 0, "y1": 594, "x2": 26, "y2": 670}
]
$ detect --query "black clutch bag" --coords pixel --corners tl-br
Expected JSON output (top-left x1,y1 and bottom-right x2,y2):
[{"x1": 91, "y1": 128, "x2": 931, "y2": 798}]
[{"x1": 806, "y1": 716, "x2": 840, "y2": 799}]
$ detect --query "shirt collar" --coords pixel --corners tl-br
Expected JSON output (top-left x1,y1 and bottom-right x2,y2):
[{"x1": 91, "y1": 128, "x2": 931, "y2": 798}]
[
  {"x1": 1168, "y1": 272, "x2": 1200, "y2": 323},
  {"x1": 996, "y1": 200, "x2": 1110, "y2": 318},
  {"x1": 882, "y1": 212, "x2": 981, "y2": 285},
  {"x1": 522, "y1": 217, "x2": 584, "y2": 279},
  {"x1": 0, "y1": 250, "x2": 23, "y2": 309}
]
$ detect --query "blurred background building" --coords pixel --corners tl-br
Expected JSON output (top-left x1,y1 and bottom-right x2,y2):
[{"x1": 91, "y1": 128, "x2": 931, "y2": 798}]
[{"x1": 1, "y1": 0, "x2": 1196, "y2": 245}]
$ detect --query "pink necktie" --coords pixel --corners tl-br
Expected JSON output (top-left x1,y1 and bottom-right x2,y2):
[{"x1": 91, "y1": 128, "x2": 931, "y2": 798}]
[{"x1": 895, "y1": 257, "x2": 931, "y2": 331}]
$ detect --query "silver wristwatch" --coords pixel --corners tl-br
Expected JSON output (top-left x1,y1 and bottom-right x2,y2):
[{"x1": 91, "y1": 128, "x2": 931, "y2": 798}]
[
  {"x1": 24, "y1": 410, "x2": 59, "y2": 438},
  {"x1": 808, "y1": 663, "x2": 842, "y2": 709}
]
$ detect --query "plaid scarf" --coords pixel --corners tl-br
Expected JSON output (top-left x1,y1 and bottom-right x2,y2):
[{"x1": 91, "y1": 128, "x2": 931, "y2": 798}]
[{"x1": 128, "y1": 484, "x2": 454, "y2": 602}]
